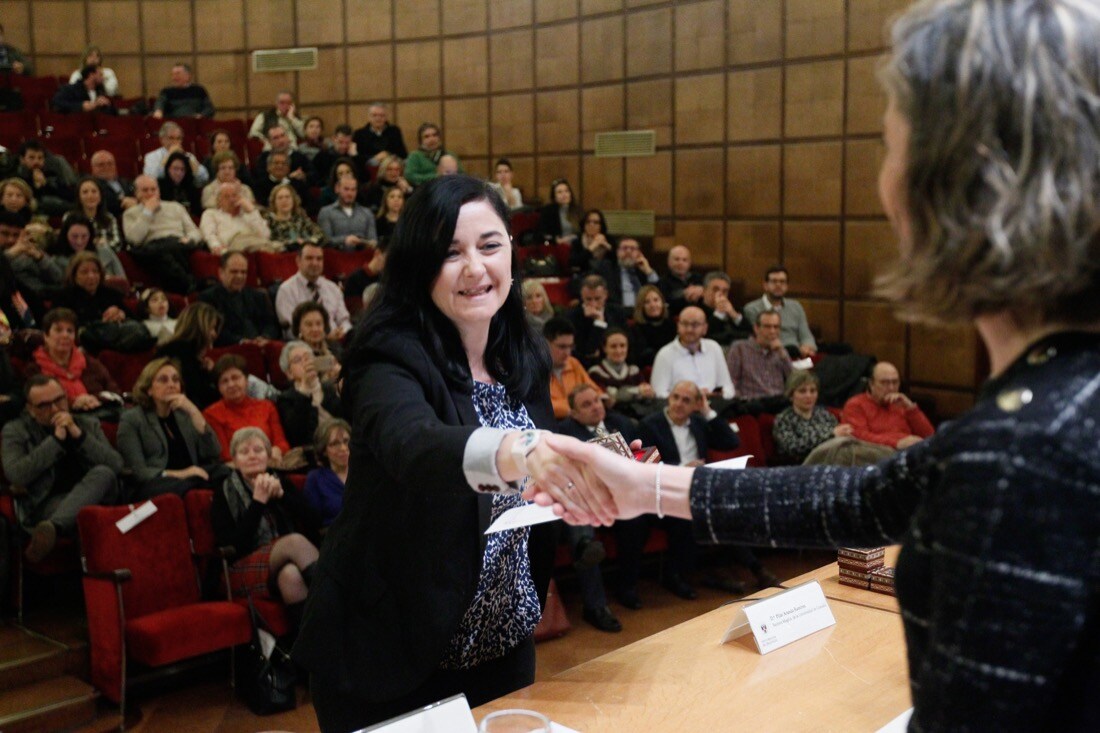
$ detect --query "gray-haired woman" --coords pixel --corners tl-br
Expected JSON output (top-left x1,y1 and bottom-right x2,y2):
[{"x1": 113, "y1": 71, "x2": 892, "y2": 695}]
[
  {"x1": 274, "y1": 340, "x2": 342, "y2": 449},
  {"x1": 532, "y1": 2, "x2": 1100, "y2": 729}
]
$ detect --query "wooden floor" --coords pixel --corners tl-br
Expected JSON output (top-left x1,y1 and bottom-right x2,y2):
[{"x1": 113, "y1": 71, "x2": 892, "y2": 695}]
[{"x1": 29, "y1": 548, "x2": 833, "y2": 733}]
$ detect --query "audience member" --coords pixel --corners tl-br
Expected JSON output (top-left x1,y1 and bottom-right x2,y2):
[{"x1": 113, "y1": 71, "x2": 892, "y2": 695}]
[
  {"x1": 201, "y1": 129, "x2": 252, "y2": 188},
  {"x1": 198, "y1": 252, "x2": 280, "y2": 347},
  {"x1": 252, "y1": 124, "x2": 313, "y2": 184},
  {"x1": 66, "y1": 176, "x2": 123, "y2": 252},
  {"x1": 1, "y1": 177, "x2": 35, "y2": 219},
  {"x1": 489, "y1": 158, "x2": 523, "y2": 210},
  {"x1": 52, "y1": 64, "x2": 114, "y2": 115},
  {"x1": 545, "y1": 316, "x2": 604, "y2": 419},
  {"x1": 566, "y1": 274, "x2": 628, "y2": 366},
  {"x1": 772, "y1": 370, "x2": 853, "y2": 464},
  {"x1": 659, "y1": 244, "x2": 705, "y2": 315},
  {"x1": 2, "y1": 375, "x2": 122, "y2": 562},
  {"x1": 124, "y1": 175, "x2": 202, "y2": 294},
  {"x1": 143, "y1": 122, "x2": 210, "y2": 185},
  {"x1": 317, "y1": 157, "x2": 359, "y2": 208},
  {"x1": 297, "y1": 116, "x2": 327, "y2": 162},
  {"x1": 588, "y1": 328, "x2": 655, "y2": 404},
  {"x1": 291, "y1": 302, "x2": 343, "y2": 383},
  {"x1": 68, "y1": 46, "x2": 118, "y2": 96},
  {"x1": 275, "y1": 243, "x2": 351, "y2": 339},
  {"x1": 841, "y1": 362, "x2": 934, "y2": 450},
  {"x1": 158, "y1": 151, "x2": 203, "y2": 214},
  {"x1": 201, "y1": 151, "x2": 255, "y2": 211},
  {"x1": 700, "y1": 271, "x2": 749, "y2": 346},
  {"x1": 248, "y1": 91, "x2": 304, "y2": 148},
  {"x1": 155, "y1": 302, "x2": 223, "y2": 409},
  {"x1": 312, "y1": 125, "x2": 356, "y2": 184},
  {"x1": 1, "y1": 209, "x2": 64, "y2": 296},
  {"x1": 537, "y1": 179, "x2": 583, "y2": 253},
  {"x1": 374, "y1": 186, "x2": 404, "y2": 244},
  {"x1": 54, "y1": 253, "x2": 151, "y2": 353},
  {"x1": 152, "y1": 62, "x2": 214, "y2": 119},
  {"x1": 17, "y1": 140, "x2": 73, "y2": 216},
  {"x1": 117, "y1": 357, "x2": 227, "y2": 498},
  {"x1": 264, "y1": 183, "x2": 326, "y2": 250},
  {"x1": 436, "y1": 154, "x2": 459, "y2": 176},
  {"x1": 629, "y1": 284, "x2": 676, "y2": 369},
  {"x1": 352, "y1": 103, "x2": 407, "y2": 171},
  {"x1": 0, "y1": 253, "x2": 41, "y2": 334},
  {"x1": 24, "y1": 308, "x2": 118, "y2": 410},
  {"x1": 742, "y1": 266, "x2": 818, "y2": 358},
  {"x1": 596, "y1": 237, "x2": 659, "y2": 309},
  {"x1": 725, "y1": 310, "x2": 793, "y2": 401},
  {"x1": 318, "y1": 177, "x2": 376, "y2": 250},
  {"x1": 522, "y1": 280, "x2": 555, "y2": 333},
  {"x1": 203, "y1": 353, "x2": 289, "y2": 463},
  {"x1": 212, "y1": 427, "x2": 320, "y2": 631},
  {"x1": 0, "y1": 23, "x2": 32, "y2": 75},
  {"x1": 404, "y1": 123, "x2": 458, "y2": 186},
  {"x1": 304, "y1": 418, "x2": 351, "y2": 528},
  {"x1": 50, "y1": 214, "x2": 124, "y2": 280},
  {"x1": 252, "y1": 150, "x2": 314, "y2": 215},
  {"x1": 199, "y1": 181, "x2": 277, "y2": 255},
  {"x1": 650, "y1": 305, "x2": 735, "y2": 399},
  {"x1": 361, "y1": 154, "x2": 413, "y2": 213},
  {"x1": 89, "y1": 150, "x2": 137, "y2": 218},
  {"x1": 275, "y1": 341, "x2": 342, "y2": 450},
  {"x1": 140, "y1": 288, "x2": 177, "y2": 344}
]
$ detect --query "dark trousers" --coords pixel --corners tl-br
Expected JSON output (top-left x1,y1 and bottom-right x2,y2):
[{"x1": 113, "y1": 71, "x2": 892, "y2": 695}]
[
  {"x1": 130, "y1": 237, "x2": 197, "y2": 294},
  {"x1": 311, "y1": 638, "x2": 535, "y2": 733},
  {"x1": 614, "y1": 514, "x2": 696, "y2": 589},
  {"x1": 564, "y1": 523, "x2": 608, "y2": 610}
]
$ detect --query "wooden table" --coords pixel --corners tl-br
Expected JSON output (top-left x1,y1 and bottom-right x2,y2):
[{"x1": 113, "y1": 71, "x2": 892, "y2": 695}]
[{"x1": 475, "y1": 550, "x2": 910, "y2": 732}]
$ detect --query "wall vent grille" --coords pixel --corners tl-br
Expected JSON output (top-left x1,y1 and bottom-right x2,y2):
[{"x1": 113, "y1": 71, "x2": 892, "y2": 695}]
[
  {"x1": 594, "y1": 130, "x2": 656, "y2": 157},
  {"x1": 604, "y1": 210, "x2": 656, "y2": 237},
  {"x1": 252, "y1": 48, "x2": 318, "y2": 73}
]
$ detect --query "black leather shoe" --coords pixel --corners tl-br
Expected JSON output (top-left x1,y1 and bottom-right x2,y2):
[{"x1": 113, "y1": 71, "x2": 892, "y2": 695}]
[
  {"x1": 616, "y1": 587, "x2": 643, "y2": 610},
  {"x1": 574, "y1": 538, "x2": 607, "y2": 570},
  {"x1": 662, "y1": 574, "x2": 698, "y2": 600},
  {"x1": 582, "y1": 605, "x2": 622, "y2": 633},
  {"x1": 755, "y1": 569, "x2": 783, "y2": 589}
]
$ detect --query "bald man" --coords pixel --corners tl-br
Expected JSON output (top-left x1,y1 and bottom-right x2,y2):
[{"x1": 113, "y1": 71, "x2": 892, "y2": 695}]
[
  {"x1": 841, "y1": 362, "x2": 934, "y2": 449},
  {"x1": 90, "y1": 150, "x2": 137, "y2": 216},
  {"x1": 649, "y1": 305, "x2": 735, "y2": 399},
  {"x1": 658, "y1": 244, "x2": 705, "y2": 315}
]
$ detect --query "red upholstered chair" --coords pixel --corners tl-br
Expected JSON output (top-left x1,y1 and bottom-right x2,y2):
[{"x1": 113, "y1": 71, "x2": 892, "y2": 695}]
[
  {"x1": 39, "y1": 110, "x2": 97, "y2": 138},
  {"x1": 94, "y1": 113, "x2": 147, "y2": 139},
  {"x1": 77, "y1": 494, "x2": 252, "y2": 726},
  {"x1": 207, "y1": 341, "x2": 267, "y2": 382},
  {"x1": 510, "y1": 210, "x2": 539, "y2": 241},
  {"x1": 756, "y1": 412, "x2": 778, "y2": 465},
  {"x1": 116, "y1": 251, "x2": 160, "y2": 290},
  {"x1": 255, "y1": 251, "x2": 299, "y2": 286},
  {"x1": 322, "y1": 249, "x2": 369, "y2": 284},
  {"x1": 96, "y1": 349, "x2": 155, "y2": 393},
  {"x1": 188, "y1": 250, "x2": 224, "y2": 286},
  {"x1": 0, "y1": 109, "x2": 37, "y2": 147},
  {"x1": 707, "y1": 415, "x2": 767, "y2": 468},
  {"x1": 182, "y1": 489, "x2": 290, "y2": 637}
]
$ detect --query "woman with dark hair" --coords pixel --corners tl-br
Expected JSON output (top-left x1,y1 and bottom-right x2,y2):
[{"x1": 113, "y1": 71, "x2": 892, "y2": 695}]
[
  {"x1": 291, "y1": 301, "x2": 343, "y2": 383},
  {"x1": 64, "y1": 177, "x2": 122, "y2": 252},
  {"x1": 374, "y1": 185, "x2": 404, "y2": 243},
  {"x1": 317, "y1": 156, "x2": 364, "y2": 209},
  {"x1": 298, "y1": 116, "x2": 327, "y2": 161},
  {"x1": 51, "y1": 214, "x2": 125, "y2": 280},
  {"x1": 533, "y1": 2, "x2": 1100, "y2": 729},
  {"x1": 629, "y1": 284, "x2": 676, "y2": 368},
  {"x1": 155, "y1": 301, "x2": 223, "y2": 409},
  {"x1": 23, "y1": 307, "x2": 118, "y2": 411},
  {"x1": 361, "y1": 154, "x2": 412, "y2": 213},
  {"x1": 303, "y1": 417, "x2": 351, "y2": 527},
  {"x1": 159, "y1": 151, "x2": 202, "y2": 214},
  {"x1": 117, "y1": 357, "x2": 227, "y2": 498},
  {"x1": 535, "y1": 178, "x2": 582, "y2": 251},
  {"x1": 294, "y1": 175, "x2": 600, "y2": 731},
  {"x1": 53, "y1": 252, "x2": 150, "y2": 353},
  {"x1": 202, "y1": 353, "x2": 289, "y2": 463},
  {"x1": 588, "y1": 327, "x2": 654, "y2": 404},
  {"x1": 570, "y1": 207, "x2": 613, "y2": 272}
]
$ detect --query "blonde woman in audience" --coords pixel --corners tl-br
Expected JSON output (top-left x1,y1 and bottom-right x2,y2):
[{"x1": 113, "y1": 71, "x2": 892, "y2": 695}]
[
  {"x1": 264, "y1": 182, "x2": 327, "y2": 250},
  {"x1": 629, "y1": 284, "x2": 676, "y2": 368},
  {"x1": 68, "y1": 46, "x2": 118, "y2": 96},
  {"x1": 522, "y1": 279, "x2": 555, "y2": 332},
  {"x1": 201, "y1": 151, "x2": 255, "y2": 211},
  {"x1": 1, "y1": 178, "x2": 36, "y2": 219},
  {"x1": 140, "y1": 288, "x2": 177, "y2": 344},
  {"x1": 362, "y1": 154, "x2": 413, "y2": 212}
]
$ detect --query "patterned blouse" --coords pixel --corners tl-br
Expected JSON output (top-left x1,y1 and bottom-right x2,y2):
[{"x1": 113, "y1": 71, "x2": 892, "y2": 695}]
[
  {"x1": 263, "y1": 211, "x2": 327, "y2": 249},
  {"x1": 772, "y1": 405, "x2": 838, "y2": 463},
  {"x1": 440, "y1": 381, "x2": 542, "y2": 670}
]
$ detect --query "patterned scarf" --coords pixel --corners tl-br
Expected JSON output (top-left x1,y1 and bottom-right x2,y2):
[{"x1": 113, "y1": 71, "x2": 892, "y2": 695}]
[{"x1": 224, "y1": 470, "x2": 277, "y2": 548}]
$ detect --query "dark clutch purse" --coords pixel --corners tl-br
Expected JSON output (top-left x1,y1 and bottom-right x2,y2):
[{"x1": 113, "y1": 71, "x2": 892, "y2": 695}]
[{"x1": 238, "y1": 595, "x2": 297, "y2": 715}]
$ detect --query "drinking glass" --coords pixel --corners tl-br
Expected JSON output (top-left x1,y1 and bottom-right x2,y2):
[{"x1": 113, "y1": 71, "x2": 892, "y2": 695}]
[{"x1": 478, "y1": 708, "x2": 551, "y2": 733}]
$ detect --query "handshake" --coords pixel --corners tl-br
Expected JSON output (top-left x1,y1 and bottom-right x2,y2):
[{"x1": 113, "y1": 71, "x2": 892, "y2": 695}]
[{"x1": 501, "y1": 431, "x2": 692, "y2": 527}]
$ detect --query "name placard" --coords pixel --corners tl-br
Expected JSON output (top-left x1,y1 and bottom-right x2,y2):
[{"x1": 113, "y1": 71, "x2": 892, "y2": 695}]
[{"x1": 722, "y1": 581, "x2": 836, "y2": 654}]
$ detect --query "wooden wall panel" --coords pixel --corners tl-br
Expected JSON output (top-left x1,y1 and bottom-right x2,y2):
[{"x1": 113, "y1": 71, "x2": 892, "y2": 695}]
[
  {"x1": 110, "y1": 57, "x2": 145, "y2": 99},
  {"x1": 142, "y1": 0, "x2": 193, "y2": 55},
  {"x1": 844, "y1": 301, "x2": 906, "y2": 369},
  {"x1": 247, "y1": 0, "x2": 293, "y2": 48},
  {"x1": 845, "y1": 139, "x2": 886, "y2": 216},
  {"x1": 248, "y1": 70, "x2": 295, "y2": 109},
  {"x1": 443, "y1": 37, "x2": 488, "y2": 96},
  {"x1": 909, "y1": 324, "x2": 979, "y2": 388},
  {"x1": 299, "y1": 48, "x2": 346, "y2": 105},
  {"x1": 726, "y1": 222, "x2": 781, "y2": 286},
  {"x1": 785, "y1": 60, "x2": 845, "y2": 138},
  {"x1": 296, "y1": 0, "x2": 342, "y2": 45},
  {"x1": 728, "y1": 0, "x2": 783, "y2": 65},
  {"x1": 4, "y1": 3, "x2": 30, "y2": 50},
  {"x1": 345, "y1": 1, "x2": 391, "y2": 43},
  {"x1": 727, "y1": 144, "x2": 780, "y2": 217},
  {"x1": 443, "y1": 0, "x2": 487, "y2": 34},
  {"x1": 786, "y1": 0, "x2": 846, "y2": 59},
  {"x1": 195, "y1": 0, "x2": 245, "y2": 52},
  {"x1": 625, "y1": 151, "x2": 672, "y2": 215},
  {"x1": 580, "y1": 16, "x2": 624, "y2": 84},
  {"x1": 444, "y1": 97, "x2": 489, "y2": 158},
  {"x1": 197, "y1": 54, "x2": 248, "y2": 111},
  {"x1": 490, "y1": 0, "x2": 532, "y2": 30},
  {"x1": 844, "y1": 221, "x2": 897, "y2": 297},
  {"x1": 676, "y1": 220, "x2": 725, "y2": 269},
  {"x1": 490, "y1": 93, "x2": 535, "y2": 154},
  {"x1": 800, "y1": 299, "x2": 841, "y2": 342},
  {"x1": 581, "y1": 85, "x2": 625, "y2": 145},
  {"x1": 536, "y1": 0, "x2": 577, "y2": 24},
  {"x1": 584, "y1": 0, "x2": 624, "y2": 15},
  {"x1": 536, "y1": 24, "x2": 578, "y2": 89},
  {"x1": 491, "y1": 29, "x2": 534, "y2": 92},
  {"x1": 537, "y1": 89, "x2": 580, "y2": 153},
  {"x1": 582, "y1": 156, "x2": 624, "y2": 210},
  {"x1": 847, "y1": 56, "x2": 887, "y2": 135},
  {"x1": 675, "y1": 74, "x2": 725, "y2": 145},
  {"x1": 90, "y1": 2, "x2": 141, "y2": 55},
  {"x1": 625, "y1": 8, "x2": 672, "y2": 78},
  {"x1": 784, "y1": 222, "x2": 842, "y2": 297},
  {"x1": 784, "y1": 142, "x2": 843, "y2": 216},
  {"x1": 676, "y1": 1, "x2": 726, "y2": 72},
  {"x1": 346, "y1": 46, "x2": 394, "y2": 101},
  {"x1": 675, "y1": 148, "x2": 724, "y2": 217},
  {"x1": 849, "y1": 0, "x2": 910, "y2": 52},
  {"x1": 394, "y1": 101, "x2": 442, "y2": 137},
  {"x1": 728, "y1": 68, "x2": 782, "y2": 142},
  {"x1": 626, "y1": 79, "x2": 673, "y2": 147},
  {"x1": 395, "y1": 41, "x2": 441, "y2": 99},
  {"x1": 394, "y1": 0, "x2": 439, "y2": 40},
  {"x1": 33, "y1": 1, "x2": 88, "y2": 57},
  {"x1": 914, "y1": 388, "x2": 975, "y2": 418}
]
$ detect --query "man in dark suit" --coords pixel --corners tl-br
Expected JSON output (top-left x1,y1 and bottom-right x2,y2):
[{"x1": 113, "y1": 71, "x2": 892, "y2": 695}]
[
  {"x1": 51, "y1": 64, "x2": 115, "y2": 114},
  {"x1": 553, "y1": 383, "x2": 641, "y2": 631},
  {"x1": 89, "y1": 150, "x2": 136, "y2": 218},
  {"x1": 198, "y1": 251, "x2": 281, "y2": 346},
  {"x1": 565, "y1": 274, "x2": 628, "y2": 367},
  {"x1": 588, "y1": 237, "x2": 660, "y2": 310}
]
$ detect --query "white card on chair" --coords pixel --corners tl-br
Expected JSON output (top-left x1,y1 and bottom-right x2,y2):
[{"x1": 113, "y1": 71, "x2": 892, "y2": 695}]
[{"x1": 115, "y1": 501, "x2": 157, "y2": 534}]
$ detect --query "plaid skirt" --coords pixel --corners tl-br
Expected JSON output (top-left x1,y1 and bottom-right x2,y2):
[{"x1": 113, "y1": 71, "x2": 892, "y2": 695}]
[{"x1": 229, "y1": 541, "x2": 274, "y2": 599}]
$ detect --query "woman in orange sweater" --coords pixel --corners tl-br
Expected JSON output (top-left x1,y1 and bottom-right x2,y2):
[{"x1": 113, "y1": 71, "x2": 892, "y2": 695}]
[{"x1": 202, "y1": 353, "x2": 290, "y2": 462}]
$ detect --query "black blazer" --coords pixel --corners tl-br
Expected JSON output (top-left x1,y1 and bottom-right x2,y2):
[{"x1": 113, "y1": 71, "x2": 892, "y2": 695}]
[
  {"x1": 52, "y1": 82, "x2": 114, "y2": 114},
  {"x1": 639, "y1": 409, "x2": 740, "y2": 466},
  {"x1": 565, "y1": 303, "x2": 629, "y2": 367},
  {"x1": 555, "y1": 412, "x2": 640, "y2": 444},
  {"x1": 274, "y1": 382, "x2": 343, "y2": 449},
  {"x1": 293, "y1": 326, "x2": 556, "y2": 702},
  {"x1": 198, "y1": 284, "x2": 281, "y2": 345}
]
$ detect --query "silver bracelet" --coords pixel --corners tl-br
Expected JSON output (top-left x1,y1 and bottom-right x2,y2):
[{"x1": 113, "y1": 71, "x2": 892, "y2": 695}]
[{"x1": 655, "y1": 463, "x2": 664, "y2": 519}]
